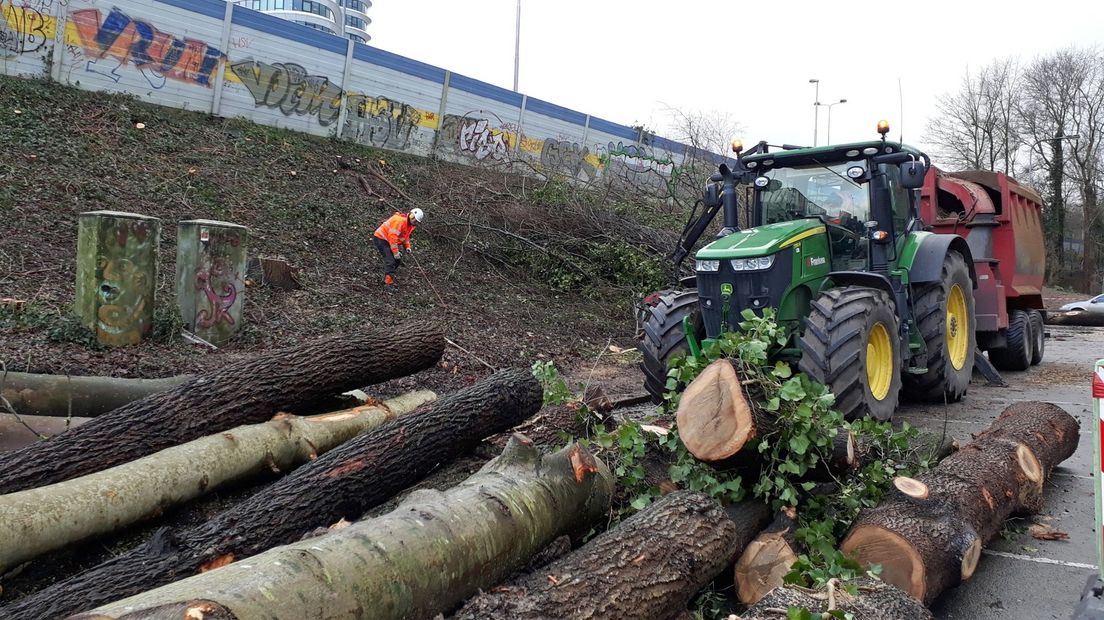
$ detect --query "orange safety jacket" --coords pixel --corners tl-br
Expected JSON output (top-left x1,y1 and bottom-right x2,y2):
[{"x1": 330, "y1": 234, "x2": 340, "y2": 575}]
[{"x1": 373, "y1": 212, "x2": 416, "y2": 255}]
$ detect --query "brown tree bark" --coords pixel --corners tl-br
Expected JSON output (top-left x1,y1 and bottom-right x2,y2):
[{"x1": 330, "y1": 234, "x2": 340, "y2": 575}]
[
  {"x1": 453, "y1": 491, "x2": 770, "y2": 620},
  {"x1": 737, "y1": 577, "x2": 933, "y2": 620},
  {"x1": 840, "y1": 401, "x2": 1078, "y2": 605},
  {"x1": 676, "y1": 359, "x2": 773, "y2": 462},
  {"x1": 72, "y1": 437, "x2": 614, "y2": 620},
  {"x1": 735, "y1": 507, "x2": 800, "y2": 605},
  {"x1": 0, "y1": 368, "x2": 541, "y2": 620},
  {"x1": 0, "y1": 371, "x2": 190, "y2": 418},
  {"x1": 0, "y1": 323, "x2": 445, "y2": 494},
  {"x1": 0, "y1": 414, "x2": 91, "y2": 451},
  {"x1": 1045, "y1": 311, "x2": 1104, "y2": 327}
]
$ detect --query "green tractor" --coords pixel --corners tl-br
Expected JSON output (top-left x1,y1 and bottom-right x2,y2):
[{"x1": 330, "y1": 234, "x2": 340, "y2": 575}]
[{"x1": 639, "y1": 122, "x2": 978, "y2": 420}]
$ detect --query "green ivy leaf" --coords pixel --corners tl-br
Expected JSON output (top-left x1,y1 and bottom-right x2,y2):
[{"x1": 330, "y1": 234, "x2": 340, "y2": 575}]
[
  {"x1": 773, "y1": 360, "x2": 792, "y2": 378},
  {"x1": 789, "y1": 434, "x2": 810, "y2": 455},
  {"x1": 780, "y1": 377, "x2": 807, "y2": 401}
]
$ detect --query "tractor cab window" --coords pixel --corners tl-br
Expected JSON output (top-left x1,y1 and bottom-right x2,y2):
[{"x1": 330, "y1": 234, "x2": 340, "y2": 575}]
[
  {"x1": 878, "y1": 163, "x2": 912, "y2": 235},
  {"x1": 756, "y1": 162, "x2": 871, "y2": 269}
]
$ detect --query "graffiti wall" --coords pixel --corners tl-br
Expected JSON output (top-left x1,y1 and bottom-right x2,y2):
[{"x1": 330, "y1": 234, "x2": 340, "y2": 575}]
[{"x1": 1, "y1": 0, "x2": 726, "y2": 194}]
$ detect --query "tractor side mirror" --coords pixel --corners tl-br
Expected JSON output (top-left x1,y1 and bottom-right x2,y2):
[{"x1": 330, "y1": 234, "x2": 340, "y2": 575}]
[
  {"x1": 704, "y1": 183, "x2": 721, "y2": 207},
  {"x1": 899, "y1": 161, "x2": 927, "y2": 189}
]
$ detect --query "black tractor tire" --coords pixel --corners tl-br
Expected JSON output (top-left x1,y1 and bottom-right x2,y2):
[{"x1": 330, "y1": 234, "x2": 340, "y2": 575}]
[
  {"x1": 902, "y1": 251, "x2": 975, "y2": 403},
  {"x1": 1029, "y1": 310, "x2": 1045, "y2": 366},
  {"x1": 799, "y1": 286, "x2": 902, "y2": 421},
  {"x1": 638, "y1": 290, "x2": 704, "y2": 404},
  {"x1": 989, "y1": 309, "x2": 1031, "y2": 371}
]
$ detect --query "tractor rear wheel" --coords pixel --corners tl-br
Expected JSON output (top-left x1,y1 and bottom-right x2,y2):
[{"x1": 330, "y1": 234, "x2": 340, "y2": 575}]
[
  {"x1": 1029, "y1": 310, "x2": 1045, "y2": 365},
  {"x1": 902, "y1": 251, "x2": 975, "y2": 403},
  {"x1": 638, "y1": 290, "x2": 704, "y2": 404},
  {"x1": 799, "y1": 286, "x2": 902, "y2": 421},
  {"x1": 989, "y1": 309, "x2": 1031, "y2": 371}
]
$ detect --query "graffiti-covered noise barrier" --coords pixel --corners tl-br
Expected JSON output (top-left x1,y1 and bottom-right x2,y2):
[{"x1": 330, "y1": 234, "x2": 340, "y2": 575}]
[{"x1": 1, "y1": 0, "x2": 726, "y2": 197}]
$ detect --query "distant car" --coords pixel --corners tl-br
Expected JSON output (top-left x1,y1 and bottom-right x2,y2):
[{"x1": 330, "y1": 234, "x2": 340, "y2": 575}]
[{"x1": 1059, "y1": 294, "x2": 1104, "y2": 313}]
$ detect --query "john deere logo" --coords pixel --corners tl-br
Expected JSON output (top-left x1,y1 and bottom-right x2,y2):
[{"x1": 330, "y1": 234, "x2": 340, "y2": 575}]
[
  {"x1": 806, "y1": 256, "x2": 826, "y2": 267},
  {"x1": 721, "y1": 283, "x2": 733, "y2": 295}
]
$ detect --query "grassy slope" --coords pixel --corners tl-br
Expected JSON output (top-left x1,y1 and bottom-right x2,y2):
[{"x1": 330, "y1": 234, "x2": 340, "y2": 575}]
[{"x1": 0, "y1": 75, "x2": 678, "y2": 389}]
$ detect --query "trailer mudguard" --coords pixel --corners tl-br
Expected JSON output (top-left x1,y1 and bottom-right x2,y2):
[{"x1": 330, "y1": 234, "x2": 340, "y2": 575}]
[{"x1": 904, "y1": 234, "x2": 977, "y2": 287}]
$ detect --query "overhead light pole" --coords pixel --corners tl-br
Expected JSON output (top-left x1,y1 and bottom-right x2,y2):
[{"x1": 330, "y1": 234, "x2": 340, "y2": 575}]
[
  {"x1": 818, "y1": 99, "x2": 847, "y2": 145},
  {"x1": 513, "y1": 0, "x2": 521, "y2": 92},
  {"x1": 809, "y1": 78, "x2": 820, "y2": 146}
]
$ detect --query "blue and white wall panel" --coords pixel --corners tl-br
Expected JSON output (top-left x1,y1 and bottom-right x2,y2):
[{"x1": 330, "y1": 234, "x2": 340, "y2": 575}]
[
  {"x1": 438, "y1": 73, "x2": 524, "y2": 169},
  {"x1": 519, "y1": 98, "x2": 592, "y2": 182}
]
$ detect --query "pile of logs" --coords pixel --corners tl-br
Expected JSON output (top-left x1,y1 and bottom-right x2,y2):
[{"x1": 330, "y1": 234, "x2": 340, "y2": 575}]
[{"x1": 0, "y1": 326, "x2": 1081, "y2": 619}]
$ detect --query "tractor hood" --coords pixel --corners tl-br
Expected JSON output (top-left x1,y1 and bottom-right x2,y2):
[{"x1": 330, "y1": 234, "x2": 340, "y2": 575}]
[{"x1": 695, "y1": 219, "x2": 826, "y2": 259}]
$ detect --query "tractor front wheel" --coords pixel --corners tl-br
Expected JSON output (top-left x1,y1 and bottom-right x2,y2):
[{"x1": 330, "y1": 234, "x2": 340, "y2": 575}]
[
  {"x1": 638, "y1": 290, "x2": 704, "y2": 404},
  {"x1": 902, "y1": 251, "x2": 975, "y2": 403},
  {"x1": 799, "y1": 286, "x2": 902, "y2": 421}
]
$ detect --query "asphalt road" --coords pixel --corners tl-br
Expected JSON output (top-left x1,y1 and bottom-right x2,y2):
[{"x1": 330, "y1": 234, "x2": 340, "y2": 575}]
[{"x1": 901, "y1": 324, "x2": 1102, "y2": 620}]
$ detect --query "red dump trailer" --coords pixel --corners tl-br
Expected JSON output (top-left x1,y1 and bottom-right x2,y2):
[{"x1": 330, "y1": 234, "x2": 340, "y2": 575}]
[{"x1": 920, "y1": 168, "x2": 1047, "y2": 370}]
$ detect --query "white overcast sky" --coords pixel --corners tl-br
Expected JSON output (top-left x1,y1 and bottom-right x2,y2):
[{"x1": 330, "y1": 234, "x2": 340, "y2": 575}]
[{"x1": 369, "y1": 0, "x2": 1104, "y2": 161}]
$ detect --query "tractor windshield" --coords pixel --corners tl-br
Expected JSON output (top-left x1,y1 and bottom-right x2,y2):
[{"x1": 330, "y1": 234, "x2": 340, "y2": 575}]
[{"x1": 757, "y1": 162, "x2": 870, "y2": 230}]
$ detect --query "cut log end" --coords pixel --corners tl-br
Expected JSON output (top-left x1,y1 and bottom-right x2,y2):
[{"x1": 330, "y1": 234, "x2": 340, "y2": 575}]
[
  {"x1": 735, "y1": 535, "x2": 800, "y2": 605},
  {"x1": 846, "y1": 431, "x2": 857, "y2": 467},
  {"x1": 961, "y1": 537, "x2": 982, "y2": 580},
  {"x1": 1017, "y1": 443, "x2": 1043, "y2": 484},
  {"x1": 676, "y1": 359, "x2": 754, "y2": 462},
  {"x1": 841, "y1": 525, "x2": 925, "y2": 602},
  {"x1": 894, "y1": 476, "x2": 930, "y2": 500}
]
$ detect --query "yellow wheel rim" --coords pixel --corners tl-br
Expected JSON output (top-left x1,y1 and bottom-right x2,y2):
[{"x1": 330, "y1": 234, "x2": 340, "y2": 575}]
[
  {"x1": 866, "y1": 322, "x2": 893, "y2": 401},
  {"x1": 946, "y1": 284, "x2": 969, "y2": 371}
]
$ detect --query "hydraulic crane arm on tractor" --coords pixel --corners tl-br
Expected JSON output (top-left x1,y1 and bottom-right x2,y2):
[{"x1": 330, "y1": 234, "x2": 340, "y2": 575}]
[{"x1": 640, "y1": 121, "x2": 1046, "y2": 420}]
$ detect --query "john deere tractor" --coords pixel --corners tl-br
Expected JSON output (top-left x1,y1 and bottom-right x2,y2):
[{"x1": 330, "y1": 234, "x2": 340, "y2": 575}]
[{"x1": 639, "y1": 122, "x2": 977, "y2": 420}]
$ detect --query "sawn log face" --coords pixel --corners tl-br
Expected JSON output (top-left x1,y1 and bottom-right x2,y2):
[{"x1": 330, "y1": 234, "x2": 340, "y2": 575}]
[
  {"x1": 0, "y1": 368, "x2": 540, "y2": 620},
  {"x1": 0, "y1": 324, "x2": 445, "y2": 495}
]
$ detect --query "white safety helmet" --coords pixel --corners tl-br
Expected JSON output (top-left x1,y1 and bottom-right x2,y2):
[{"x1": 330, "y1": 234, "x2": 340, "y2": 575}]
[{"x1": 410, "y1": 208, "x2": 425, "y2": 223}]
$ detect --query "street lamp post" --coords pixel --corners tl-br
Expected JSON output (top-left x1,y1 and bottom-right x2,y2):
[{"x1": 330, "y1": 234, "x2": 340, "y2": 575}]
[
  {"x1": 809, "y1": 78, "x2": 820, "y2": 146},
  {"x1": 513, "y1": 0, "x2": 520, "y2": 92},
  {"x1": 819, "y1": 99, "x2": 847, "y2": 145}
]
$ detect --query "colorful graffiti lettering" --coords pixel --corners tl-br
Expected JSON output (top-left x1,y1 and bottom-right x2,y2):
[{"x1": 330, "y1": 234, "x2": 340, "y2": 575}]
[
  {"x1": 344, "y1": 94, "x2": 423, "y2": 150},
  {"x1": 437, "y1": 111, "x2": 513, "y2": 163},
  {"x1": 194, "y1": 267, "x2": 237, "y2": 329},
  {"x1": 94, "y1": 220, "x2": 156, "y2": 346},
  {"x1": 1, "y1": 2, "x2": 48, "y2": 58},
  {"x1": 69, "y1": 7, "x2": 223, "y2": 88},
  {"x1": 540, "y1": 138, "x2": 598, "y2": 181},
  {"x1": 229, "y1": 59, "x2": 343, "y2": 126}
]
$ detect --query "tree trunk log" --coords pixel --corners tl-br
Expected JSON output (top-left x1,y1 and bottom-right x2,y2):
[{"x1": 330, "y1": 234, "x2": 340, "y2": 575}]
[
  {"x1": 735, "y1": 506, "x2": 800, "y2": 605},
  {"x1": 72, "y1": 436, "x2": 614, "y2": 620},
  {"x1": 737, "y1": 577, "x2": 933, "y2": 620},
  {"x1": 453, "y1": 492, "x2": 770, "y2": 620},
  {"x1": 676, "y1": 359, "x2": 774, "y2": 462},
  {"x1": 0, "y1": 414, "x2": 91, "y2": 451},
  {"x1": 1, "y1": 368, "x2": 540, "y2": 620},
  {"x1": 1045, "y1": 310, "x2": 1104, "y2": 327},
  {"x1": 0, "y1": 324, "x2": 445, "y2": 494},
  {"x1": 0, "y1": 391, "x2": 435, "y2": 573},
  {"x1": 840, "y1": 401, "x2": 1079, "y2": 605},
  {"x1": 0, "y1": 371, "x2": 191, "y2": 418}
]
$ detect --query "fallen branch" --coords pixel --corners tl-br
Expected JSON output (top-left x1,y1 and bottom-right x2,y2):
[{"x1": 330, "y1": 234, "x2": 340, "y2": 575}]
[
  {"x1": 1045, "y1": 310, "x2": 1104, "y2": 327},
  {"x1": 0, "y1": 370, "x2": 190, "y2": 418},
  {"x1": 0, "y1": 391, "x2": 435, "y2": 573},
  {"x1": 74, "y1": 436, "x2": 613, "y2": 620},
  {"x1": 0, "y1": 324, "x2": 445, "y2": 494},
  {"x1": 3, "y1": 369, "x2": 541, "y2": 620},
  {"x1": 446, "y1": 337, "x2": 497, "y2": 371},
  {"x1": 737, "y1": 577, "x2": 933, "y2": 620}
]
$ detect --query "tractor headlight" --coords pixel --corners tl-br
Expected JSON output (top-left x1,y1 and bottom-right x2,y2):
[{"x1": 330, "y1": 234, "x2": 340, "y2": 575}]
[
  {"x1": 731, "y1": 255, "x2": 775, "y2": 271},
  {"x1": 695, "y1": 259, "x2": 720, "y2": 272}
]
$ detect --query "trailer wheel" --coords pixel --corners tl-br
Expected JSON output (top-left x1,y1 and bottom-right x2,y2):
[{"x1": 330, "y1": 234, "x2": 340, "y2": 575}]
[
  {"x1": 902, "y1": 251, "x2": 975, "y2": 403},
  {"x1": 799, "y1": 286, "x2": 901, "y2": 421},
  {"x1": 989, "y1": 309, "x2": 1031, "y2": 371},
  {"x1": 638, "y1": 290, "x2": 703, "y2": 404},
  {"x1": 1028, "y1": 310, "x2": 1045, "y2": 365}
]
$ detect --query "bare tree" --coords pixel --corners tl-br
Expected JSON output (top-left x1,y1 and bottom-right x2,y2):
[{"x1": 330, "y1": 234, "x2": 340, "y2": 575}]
[
  {"x1": 1065, "y1": 48, "x2": 1104, "y2": 292},
  {"x1": 927, "y1": 59, "x2": 1024, "y2": 173},
  {"x1": 661, "y1": 106, "x2": 744, "y2": 159}
]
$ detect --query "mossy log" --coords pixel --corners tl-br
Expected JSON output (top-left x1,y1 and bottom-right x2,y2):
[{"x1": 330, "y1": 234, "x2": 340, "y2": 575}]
[
  {"x1": 840, "y1": 402, "x2": 1079, "y2": 604},
  {"x1": 737, "y1": 577, "x2": 933, "y2": 620},
  {"x1": 0, "y1": 391, "x2": 435, "y2": 573},
  {"x1": 0, "y1": 414, "x2": 91, "y2": 451},
  {"x1": 454, "y1": 491, "x2": 769, "y2": 620},
  {"x1": 0, "y1": 371, "x2": 190, "y2": 418},
  {"x1": 0, "y1": 369, "x2": 539, "y2": 620},
  {"x1": 0, "y1": 324, "x2": 445, "y2": 494},
  {"x1": 72, "y1": 437, "x2": 614, "y2": 620}
]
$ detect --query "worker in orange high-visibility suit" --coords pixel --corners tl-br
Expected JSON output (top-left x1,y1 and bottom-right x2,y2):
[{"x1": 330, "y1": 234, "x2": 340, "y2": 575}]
[{"x1": 373, "y1": 208, "x2": 424, "y2": 292}]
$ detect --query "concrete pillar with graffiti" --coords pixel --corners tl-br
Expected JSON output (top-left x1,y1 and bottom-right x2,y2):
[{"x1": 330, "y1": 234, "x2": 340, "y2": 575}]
[
  {"x1": 74, "y1": 211, "x2": 162, "y2": 347},
  {"x1": 176, "y1": 220, "x2": 248, "y2": 345}
]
